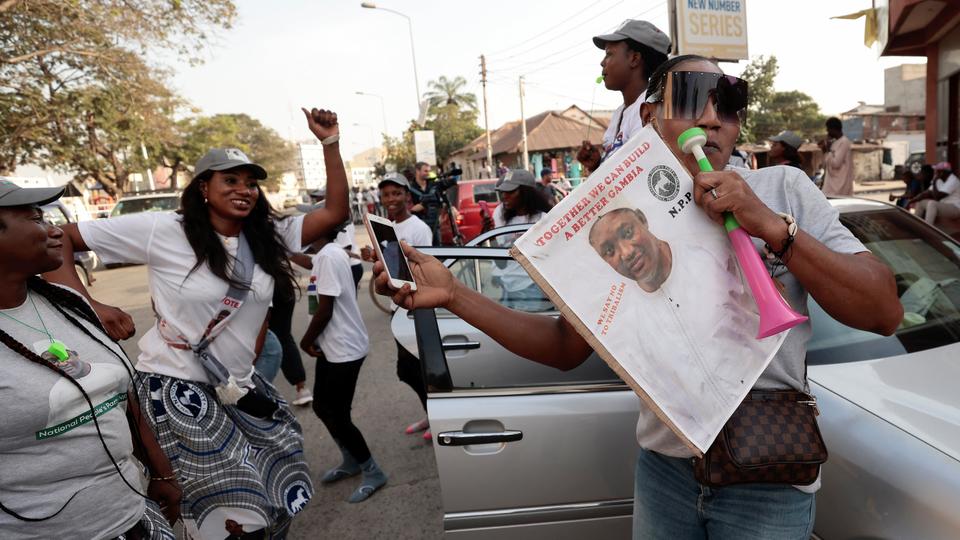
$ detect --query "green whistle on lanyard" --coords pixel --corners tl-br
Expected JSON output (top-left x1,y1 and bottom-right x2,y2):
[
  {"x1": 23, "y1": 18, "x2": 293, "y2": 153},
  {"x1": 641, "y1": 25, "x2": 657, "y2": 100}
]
[{"x1": 47, "y1": 341, "x2": 69, "y2": 362}]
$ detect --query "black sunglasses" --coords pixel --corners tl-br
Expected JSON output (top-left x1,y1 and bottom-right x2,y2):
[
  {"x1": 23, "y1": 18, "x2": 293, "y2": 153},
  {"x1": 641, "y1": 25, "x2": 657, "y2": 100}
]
[{"x1": 646, "y1": 71, "x2": 749, "y2": 124}]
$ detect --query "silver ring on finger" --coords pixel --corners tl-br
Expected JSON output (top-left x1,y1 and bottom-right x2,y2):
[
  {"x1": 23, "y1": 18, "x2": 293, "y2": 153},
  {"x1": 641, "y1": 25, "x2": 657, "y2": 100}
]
[{"x1": 710, "y1": 187, "x2": 720, "y2": 201}]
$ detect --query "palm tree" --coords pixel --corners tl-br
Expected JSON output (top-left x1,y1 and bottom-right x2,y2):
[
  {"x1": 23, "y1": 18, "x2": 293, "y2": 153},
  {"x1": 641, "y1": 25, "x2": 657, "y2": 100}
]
[{"x1": 424, "y1": 75, "x2": 478, "y2": 114}]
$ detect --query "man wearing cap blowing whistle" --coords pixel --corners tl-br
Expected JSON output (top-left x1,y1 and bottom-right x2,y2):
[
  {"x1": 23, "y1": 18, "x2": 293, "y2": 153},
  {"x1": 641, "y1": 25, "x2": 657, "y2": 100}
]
[
  {"x1": 576, "y1": 19, "x2": 670, "y2": 174},
  {"x1": 768, "y1": 130, "x2": 804, "y2": 170},
  {"x1": 910, "y1": 162, "x2": 960, "y2": 225}
]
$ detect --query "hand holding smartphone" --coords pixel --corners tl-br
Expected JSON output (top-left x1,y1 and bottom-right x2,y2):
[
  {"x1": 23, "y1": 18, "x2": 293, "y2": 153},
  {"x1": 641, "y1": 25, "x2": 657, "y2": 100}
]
[{"x1": 364, "y1": 213, "x2": 418, "y2": 291}]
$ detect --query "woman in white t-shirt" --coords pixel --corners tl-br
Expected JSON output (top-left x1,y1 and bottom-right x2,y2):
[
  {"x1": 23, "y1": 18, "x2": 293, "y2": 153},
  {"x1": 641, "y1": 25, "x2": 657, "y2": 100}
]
[
  {"x1": 0, "y1": 184, "x2": 178, "y2": 539},
  {"x1": 47, "y1": 108, "x2": 350, "y2": 539},
  {"x1": 491, "y1": 170, "x2": 553, "y2": 311}
]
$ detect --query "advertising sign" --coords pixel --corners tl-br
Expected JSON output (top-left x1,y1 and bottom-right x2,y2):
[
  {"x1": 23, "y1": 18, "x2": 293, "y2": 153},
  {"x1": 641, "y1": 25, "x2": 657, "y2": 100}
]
[
  {"x1": 671, "y1": 0, "x2": 749, "y2": 61},
  {"x1": 414, "y1": 130, "x2": 437, "y2": 166},
  {"x1": 511, "y1": 125, "x2": 784, "y2": 453}
]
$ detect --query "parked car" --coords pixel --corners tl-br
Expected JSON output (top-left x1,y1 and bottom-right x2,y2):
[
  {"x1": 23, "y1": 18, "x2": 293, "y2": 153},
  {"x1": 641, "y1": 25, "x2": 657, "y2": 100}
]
[
  {"x1": 42, "y1": 201, "x2": 96, "y2": 286},
  {"x1": 109, "y1": 192, "x2": 180, "y2": 217},
  {"x1": 393, "y1": 199, "x2": 960, "y2": 538},
  {"x1": 441, "y1": 179, "x2": 500, "y2": 244}
]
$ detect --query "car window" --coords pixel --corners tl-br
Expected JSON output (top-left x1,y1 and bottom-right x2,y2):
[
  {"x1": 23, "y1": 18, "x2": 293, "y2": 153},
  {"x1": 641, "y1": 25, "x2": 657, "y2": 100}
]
[
  {"x1": 472, "y1": 183, "x2": 500, "y2": 204},
  {"x1": 433, "y1": 254, "x2": 622, "y2": 389},
  {"x1": 440, "y1": 256, "x2": 555, "y2": 315},
  {"x1": 474, "y1": 228, "x2": 526, "y2": 248},
  {"x1": 42, "y1": 206, "x2": 69, "y2": 227},
  {"x1": 111, "y1": 196, "x2": 179, "y2": 216},
  {"x1": 807, "y1": 209, "x2": 960, "y2": 365}
]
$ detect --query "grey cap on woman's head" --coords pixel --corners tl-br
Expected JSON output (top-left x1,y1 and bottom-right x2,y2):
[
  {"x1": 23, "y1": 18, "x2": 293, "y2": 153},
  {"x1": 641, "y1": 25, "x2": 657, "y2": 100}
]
[
  {"x1": 769, "y1": 131, "x2": 803, "y2": 150},
  {"x1": 496, "y1": 169, "x2": 536, "y2": 192},
  {"x1": 193, "y1": 148, "x2": 268, "y2": 181}
]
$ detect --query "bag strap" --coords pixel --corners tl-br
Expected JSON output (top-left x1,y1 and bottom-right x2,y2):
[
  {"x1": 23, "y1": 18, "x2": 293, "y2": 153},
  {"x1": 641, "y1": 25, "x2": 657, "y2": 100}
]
[{"x1": 159, "y1": 232, "x2": 255, "y2": 387}]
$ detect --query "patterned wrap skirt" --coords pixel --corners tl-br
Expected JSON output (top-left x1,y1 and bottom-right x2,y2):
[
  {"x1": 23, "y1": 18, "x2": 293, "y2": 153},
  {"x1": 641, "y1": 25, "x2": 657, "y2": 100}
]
[{"x1": 134, "y1": 371, "x2": 313, "y2": 539}]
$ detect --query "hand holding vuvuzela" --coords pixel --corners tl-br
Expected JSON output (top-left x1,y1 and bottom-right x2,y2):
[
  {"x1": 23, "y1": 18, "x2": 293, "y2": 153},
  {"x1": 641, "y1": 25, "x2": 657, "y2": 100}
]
[{"x1": 678, "y1": 127, "x2": 807, "y2": 339}]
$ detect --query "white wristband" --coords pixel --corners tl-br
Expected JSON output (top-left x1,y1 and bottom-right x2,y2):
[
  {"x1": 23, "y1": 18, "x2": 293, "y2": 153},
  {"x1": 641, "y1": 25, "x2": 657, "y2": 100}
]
[{"x1": 321, "y1": 134, "x2": 340, "y2": 146}]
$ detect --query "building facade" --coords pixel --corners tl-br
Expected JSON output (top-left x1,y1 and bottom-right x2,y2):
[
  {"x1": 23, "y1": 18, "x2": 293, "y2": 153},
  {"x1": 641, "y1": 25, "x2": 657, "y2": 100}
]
[{"x1": 879, "y1": 0, "x2": 960, "y2": 165}]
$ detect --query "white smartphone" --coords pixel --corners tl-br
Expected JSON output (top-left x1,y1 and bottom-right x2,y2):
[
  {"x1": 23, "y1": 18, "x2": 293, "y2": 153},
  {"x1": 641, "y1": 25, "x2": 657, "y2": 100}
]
[{"x1": 364, "y1": 213, "x2": 418, "y2": 291}]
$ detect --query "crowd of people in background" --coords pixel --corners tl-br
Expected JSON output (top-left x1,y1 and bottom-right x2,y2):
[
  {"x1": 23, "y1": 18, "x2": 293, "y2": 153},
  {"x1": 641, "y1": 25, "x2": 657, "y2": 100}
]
[{"x1": 3, "y1": 9, "x2": 953, "y2": 540}]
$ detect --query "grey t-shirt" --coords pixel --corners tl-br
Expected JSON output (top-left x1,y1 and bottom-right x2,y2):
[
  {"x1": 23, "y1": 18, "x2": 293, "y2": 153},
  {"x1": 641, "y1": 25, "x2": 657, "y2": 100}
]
[
  {"x1": 636, "y1": 165, "x2": 867, "y2": 458},
  {"x1": 0, "y1": 289, "x2": 143, "y2": 539}
]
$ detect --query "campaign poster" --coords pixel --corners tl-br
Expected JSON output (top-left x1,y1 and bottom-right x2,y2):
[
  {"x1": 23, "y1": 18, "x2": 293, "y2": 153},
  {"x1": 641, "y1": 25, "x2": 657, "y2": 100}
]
[{"x1": 511, "y1": 124, "x2": 784, "y2": 454}]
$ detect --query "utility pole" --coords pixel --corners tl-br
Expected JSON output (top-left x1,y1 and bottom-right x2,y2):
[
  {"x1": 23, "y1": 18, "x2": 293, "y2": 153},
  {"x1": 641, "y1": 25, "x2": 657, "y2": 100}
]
[
  {"x1": 519, "y1": 75, "x2": 529, "y2": 171},
  {"x1": 480, "y1": 55, "x2": 494, "y2": 178}
]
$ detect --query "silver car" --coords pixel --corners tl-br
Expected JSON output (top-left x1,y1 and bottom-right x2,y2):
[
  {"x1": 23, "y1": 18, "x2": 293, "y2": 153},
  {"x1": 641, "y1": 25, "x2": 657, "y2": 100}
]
[{"x1": 392, "y1": 198, "x2": 960, "y2": 539}]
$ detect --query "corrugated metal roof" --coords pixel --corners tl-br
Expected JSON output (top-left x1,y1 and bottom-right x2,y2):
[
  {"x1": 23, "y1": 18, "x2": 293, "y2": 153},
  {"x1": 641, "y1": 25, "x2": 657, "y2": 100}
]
[{"x1": 453, "y1": 110, "x2": 605, "y2": 161}]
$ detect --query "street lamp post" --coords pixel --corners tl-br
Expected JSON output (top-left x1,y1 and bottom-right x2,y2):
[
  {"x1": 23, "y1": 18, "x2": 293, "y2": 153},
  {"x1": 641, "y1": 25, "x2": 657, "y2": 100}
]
[
  {"x1": 360, "y1": 2, "x2": 421, "y2": 115},
  {"x1": 355, "y1": 91, "x2": 389, "y2": 136}
]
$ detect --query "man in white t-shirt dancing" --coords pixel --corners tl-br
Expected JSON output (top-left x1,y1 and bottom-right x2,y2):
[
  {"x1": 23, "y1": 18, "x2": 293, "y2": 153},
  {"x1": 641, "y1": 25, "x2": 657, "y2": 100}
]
[
  {"x1": 360, "y1": 173, "x2": 434, "y2": 440},
  {"x1": 576, "y1": 19, "x2": 670, "y2": 174}
]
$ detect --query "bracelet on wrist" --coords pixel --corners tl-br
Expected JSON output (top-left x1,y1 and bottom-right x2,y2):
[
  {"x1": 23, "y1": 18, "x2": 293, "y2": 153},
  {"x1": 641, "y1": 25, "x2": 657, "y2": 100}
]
[
  {"x1": 321, "y1": 134, "x2": 340, "y2": 146},
  {"x1": 150, "y1": 473, "x2": 177, "y2": 482},
  {"x1": 762, "y1": 212, "x2": 798, "y2": 262}
]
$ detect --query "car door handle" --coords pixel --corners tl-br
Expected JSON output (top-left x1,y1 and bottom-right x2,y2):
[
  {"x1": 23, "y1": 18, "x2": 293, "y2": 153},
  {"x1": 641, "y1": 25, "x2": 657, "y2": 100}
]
[
  {"x1": 437, "y1": 430, "x2": 523, "y2": 446},
  {"x1": 441, "y1": 340, "x2": 481, "y2": 351}
]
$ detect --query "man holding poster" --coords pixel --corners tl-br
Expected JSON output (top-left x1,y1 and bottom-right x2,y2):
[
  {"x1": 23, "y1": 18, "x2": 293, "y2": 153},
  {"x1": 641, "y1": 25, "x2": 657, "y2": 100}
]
[{"x1": 374, "y1": 56, "x2": 901, "y2": 538}]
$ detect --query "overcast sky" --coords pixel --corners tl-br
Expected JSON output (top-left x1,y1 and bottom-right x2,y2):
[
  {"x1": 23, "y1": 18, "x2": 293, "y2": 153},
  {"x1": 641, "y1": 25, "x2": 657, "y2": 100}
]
[{"x1": 170, "y1": 0, "x2": 924, "y2": 158}]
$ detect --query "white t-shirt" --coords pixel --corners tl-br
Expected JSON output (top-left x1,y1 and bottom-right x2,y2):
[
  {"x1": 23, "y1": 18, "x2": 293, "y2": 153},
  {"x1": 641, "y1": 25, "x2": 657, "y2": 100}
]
[
  {"x1": 0, "y1": 288, "x2": 143, "y2": 540},
  {"x1": 602, "y1": 91, "x2": 646, "y2": 160},
  {"x1": 492, "y1": 206, "x2": 543, "y2": 291},
  {"x1": 79, "y1": 212, "x2": 304, "y2": 386},
  {"x1": 394, "y1": 214, "x2": 433, "y2": 246},
  {"x1": 337, "y1": 222, "x2": 362, "y2": 267},
  {"x1": 934, "y1": 173, "x2": 960, "y2": 206},
  {"x1": 310, "y1": 243, "x2": 369, "y2": 363}
]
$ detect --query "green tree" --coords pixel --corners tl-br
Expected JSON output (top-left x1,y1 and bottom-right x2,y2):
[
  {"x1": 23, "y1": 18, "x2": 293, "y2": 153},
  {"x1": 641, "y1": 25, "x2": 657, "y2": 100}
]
[
  {"x1": 739, "y1": 55, "x2": 778, "y2": 143},
  {"x1": 765, "y1": 91, "x2": 826, "y2": 142},
  {"x1": 738, "y1": 55, "x2": 826, "y2": 144},
  {"x1": 0, "y1": 0, "x2": 236, "y2": 195},
  {"x1": 378, "y1": 121, "x2": 418, "y2": 175},
  {"x1": 426, "y1": 104, "x2": 483, "y2": 165},
  {"x1": 424, "y1": 75, "x2": 478, "y2": 116},
  {"x1": 170, "y1": 114, "x2": 296, "y2": 190}
]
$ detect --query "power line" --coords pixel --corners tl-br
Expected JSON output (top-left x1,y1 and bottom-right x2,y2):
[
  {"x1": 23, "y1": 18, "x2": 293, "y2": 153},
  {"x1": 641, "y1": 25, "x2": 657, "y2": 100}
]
[
  {"x1": 489, "y1": 0, "x2": 612, "y2": 60},
  {"x1": 491, "y1": 1, "x2": 664, "y2": 74},
  {"x1": 495, "y1": 2, "x2": 667, "y2": 76}
]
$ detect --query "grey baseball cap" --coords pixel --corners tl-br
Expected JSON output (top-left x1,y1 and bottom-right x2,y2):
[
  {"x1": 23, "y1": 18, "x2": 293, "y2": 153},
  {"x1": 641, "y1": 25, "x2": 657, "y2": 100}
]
[
  {"x1": 593, "y1": 19, "x2": 671, "y2": 54},
  {"x1": 192, "y1": 148, "x2": 267, "y2": 181},
  {"x1": 0, "y1": 179, "x2": 64, "y2": 208},
  {"x1": 770, "y1": 130, "x2": 803, "y2": 150},
  {"x1": 378, "y1": 172, "x2": 410, "y2": 190},
  {"x1": 496, "y1": 169, "x2": 536, "y2": 192}
]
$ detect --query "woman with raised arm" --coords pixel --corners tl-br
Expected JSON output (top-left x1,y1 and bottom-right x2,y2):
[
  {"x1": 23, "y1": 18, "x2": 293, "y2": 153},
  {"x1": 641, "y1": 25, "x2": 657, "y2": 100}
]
[
  {"x1": 376, "y1": 58, "x2": 903, "y2": 539},
  {"x1": 0, "y1": 181, "x2": 179, "y2": 539},
  {"x1": 44, "y1": 108, "x2": 350, "y2": 539}
]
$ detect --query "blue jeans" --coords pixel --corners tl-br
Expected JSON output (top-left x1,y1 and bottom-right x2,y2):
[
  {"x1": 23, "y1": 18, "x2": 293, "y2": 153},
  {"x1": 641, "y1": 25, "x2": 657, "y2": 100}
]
[
  {"x1": 632, "y1": 449, "x2": 815, "y2": 539},
  {"x1": 254, "y1": 330, "x2": 283, "y2": 383}
]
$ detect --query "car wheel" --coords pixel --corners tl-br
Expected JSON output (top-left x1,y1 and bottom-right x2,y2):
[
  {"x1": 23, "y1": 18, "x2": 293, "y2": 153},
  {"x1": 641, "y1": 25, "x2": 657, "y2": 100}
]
[{"x1": 909, "y1": 161, "x2": 922, "y2": 175}]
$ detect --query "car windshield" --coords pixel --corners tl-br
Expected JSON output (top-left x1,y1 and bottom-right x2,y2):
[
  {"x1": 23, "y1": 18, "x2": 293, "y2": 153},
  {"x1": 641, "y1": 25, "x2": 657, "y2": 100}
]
[
  {"x1": 111, "y1": 196, "x2": 179, "y2": 216},
  {"x1": 472, "y1": 183, "x2": 500, "y2": 204},
  {"x1": 807, "y1": 208, "x2": 960, "y2": 364}
]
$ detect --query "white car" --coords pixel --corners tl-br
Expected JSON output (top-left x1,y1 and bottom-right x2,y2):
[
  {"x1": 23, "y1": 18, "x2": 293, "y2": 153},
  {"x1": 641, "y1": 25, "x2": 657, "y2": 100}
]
[
  {"x1": 393, "y1": 199, "x2": 960, "y2": 539},
  {"x1": 109, "y1": 192, "x2": 180, "y2": 217}
]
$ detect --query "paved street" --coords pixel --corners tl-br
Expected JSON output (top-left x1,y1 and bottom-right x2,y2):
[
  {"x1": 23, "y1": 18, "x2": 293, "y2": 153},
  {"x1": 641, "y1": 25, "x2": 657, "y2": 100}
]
[{"x1": 89, "y1": 254, "x2": 444, "y2": 539}]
